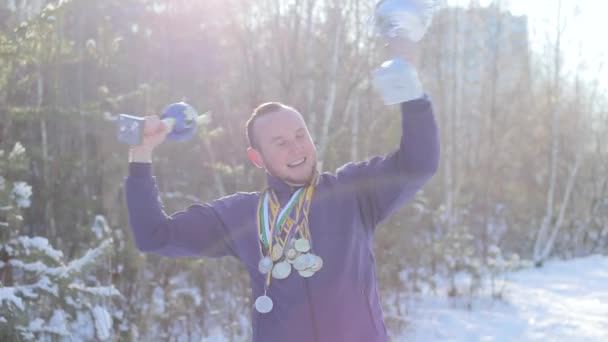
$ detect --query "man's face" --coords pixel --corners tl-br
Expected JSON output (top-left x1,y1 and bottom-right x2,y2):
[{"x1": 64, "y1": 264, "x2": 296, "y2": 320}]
[{"x1": 249, "y1": 108, "x2": 317, "y2": 186}]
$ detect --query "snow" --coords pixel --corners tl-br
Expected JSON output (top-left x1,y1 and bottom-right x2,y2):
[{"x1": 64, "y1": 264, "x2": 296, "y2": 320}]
[
  {"x1": 400, "y1": 255, "x2": 608, "y2": 341},
  {"x1": 27, "y1": 318, "x2": 44, "y2": 331},
  {"x1": 11, "y1": 181, "x2": 32, "y2": 208},
  {"x1": 92, "y1": 306, "x2": 112, "y2": 340},
  {"x1": 69, "y1": 284, "x2": 120, "y2": 298},
  {"x1": 47, "y1": 310, "x2": 70, "y2": 336},
  {"x1": 61, "y1": 239, "x2": 111, "y2": 279},
  {"x1": 16, "y1": 236, "x2": 64, "y2": 261},
  {"x1": 91, "y1": 215, "x2": 111, "y2": 240},
  {"x1": 0, "y1": 287, "x2": 24, "y2": 310},
  {"x1": 9, "y1": 259, "x2": 49, "y2": 273},
  {"x1": 71, "y1": 310, "x2": 96, "y2": 340},
  {"x1": 32, "y1": 275, "x2": 59, "y2": 297},
  {"x1": 8, "y1": 142, "x2": 25, "y2": 160},
  {"x1": 21, "y1": 312, "x2": 70, "y2": 337},
  {"x1": 152, "y1": 285, "x2": 166, "y2": 314}
]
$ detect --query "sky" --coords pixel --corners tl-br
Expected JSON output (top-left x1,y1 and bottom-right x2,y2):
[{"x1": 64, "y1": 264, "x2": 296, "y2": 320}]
[{"x1": 448, "y1": 0, "x2": 608, "y2": 93}]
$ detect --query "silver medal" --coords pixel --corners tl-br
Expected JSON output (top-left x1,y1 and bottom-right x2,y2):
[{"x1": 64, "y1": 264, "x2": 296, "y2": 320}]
[
  {"x1": 294, "y1": 238, "x2": 311, "y2": 253},
  {"x1": 293, "y1": 254, "x2": 309, "y2": 271},
  {"x1": 305, "y1": 253, "x2": 316, "y2": 269},
  {"x1": 271, "y1": 261, "x2": 292, "y2": 279},
  {"x1": 255, "y1": 295, "x2": 273, "y2": 313},
  {"x1": 310, "y1": 255, "x2": 324, "y2": 272},
  {"x1": 257, "y1": 256, "x2": 273, "y2": 274},
  {"x1": 298, "y1": 269, "x2": 315, "y2": 278}
]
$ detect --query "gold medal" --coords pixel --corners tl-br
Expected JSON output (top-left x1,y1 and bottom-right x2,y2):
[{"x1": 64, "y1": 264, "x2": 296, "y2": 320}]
[
  {"x1": 271, "y1": 261, "x2": 292, "y2": 279},
  {"x1": 255, "y1": 295, "x2": 273, "y2": 313},
  {"x1": 294, "y1": 238, "x2": 311, "y2": 253},
  {"x1": 271, "y1": 244, "x2": 284, "y2": 261},
  {"x1": 257, "y1": 256, "x2": 273, "y2": 274}
]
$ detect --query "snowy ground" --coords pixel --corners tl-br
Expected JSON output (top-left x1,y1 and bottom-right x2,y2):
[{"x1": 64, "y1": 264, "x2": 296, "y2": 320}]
[{"x1": 400, "y1": 255, "x2": 608, "y2": 341}]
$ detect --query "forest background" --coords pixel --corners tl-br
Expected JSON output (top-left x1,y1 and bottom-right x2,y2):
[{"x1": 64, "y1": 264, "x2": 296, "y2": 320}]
[{"x1": 1, "y1": 0, "x2": 607, "y2": 340}]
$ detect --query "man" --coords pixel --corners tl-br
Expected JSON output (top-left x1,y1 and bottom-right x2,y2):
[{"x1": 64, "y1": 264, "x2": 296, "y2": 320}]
[{"x1": 125, "y1": 71, "x2": 439, "y2": 341}]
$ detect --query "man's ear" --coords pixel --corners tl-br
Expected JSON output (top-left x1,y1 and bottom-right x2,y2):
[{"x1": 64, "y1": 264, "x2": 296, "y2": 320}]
[{"x1": 247, "y1": 147, "x2": 265, "y2": 169}]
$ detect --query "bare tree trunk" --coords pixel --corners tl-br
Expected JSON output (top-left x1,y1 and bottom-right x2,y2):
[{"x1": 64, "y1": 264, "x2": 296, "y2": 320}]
[
  {"x1": 571, "y1": 59, "x2": 604, "y2": 255},
  {"x1": 533, "y1": 0, "x2": 568, "y2": 265},
  {"x1": 351, "y1": 96, "x2": 360, "y2": 161},
  {"x1": 37, "y1": 68, "x2": 56, "y2": 237},
  {"x1": 480, "y1": 4, "x2": 502, "y2": 262},
  {"x1": 539, "y1": 154, "x2": 582, "y2": 261},
  {"x1": 305, "y1": 0, "x2": 318, "y2": 137},
  {"x1": 316, "y1": 7, "x2": 343, "y2": 171},
  {"x1": 444, "y1": 6, "x2": 461, "y2": 233}
]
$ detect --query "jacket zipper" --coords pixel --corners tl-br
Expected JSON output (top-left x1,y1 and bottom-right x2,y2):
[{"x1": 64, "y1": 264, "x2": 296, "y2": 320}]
[{"x1": 304, "y1": 279, "x2": 319, "y2": 342}]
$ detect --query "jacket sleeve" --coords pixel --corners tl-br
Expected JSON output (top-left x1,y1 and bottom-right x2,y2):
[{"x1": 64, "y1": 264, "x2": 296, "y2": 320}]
[
  {"x1": 335, "y1": 95, "x2": 440, "y2": 229},
  {"x1": 125, "y1": 163, "x2": 238, "y2": 258}
]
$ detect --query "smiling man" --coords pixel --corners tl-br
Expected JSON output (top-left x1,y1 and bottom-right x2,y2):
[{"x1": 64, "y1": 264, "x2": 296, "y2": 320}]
[
  {"x1": 246, "y1": 102, "x2": 318, "y2": 186},
  {"x1": 125, "y1": 79, "x2": 439, "y2": 341}
]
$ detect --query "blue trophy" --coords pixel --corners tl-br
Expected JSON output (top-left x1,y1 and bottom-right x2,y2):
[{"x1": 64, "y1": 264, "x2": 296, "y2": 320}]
[
  {"x1": 117, "y1": 102, "x2": 209, "y2": 145},
  {"x1": 372, "y1": 0, "x2": 436, "y2": 105}
]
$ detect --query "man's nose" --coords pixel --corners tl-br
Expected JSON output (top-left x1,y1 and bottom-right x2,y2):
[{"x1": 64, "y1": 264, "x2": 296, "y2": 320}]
[{"x1": 290, "y1": 140, "x2": 304, "y2": 154}]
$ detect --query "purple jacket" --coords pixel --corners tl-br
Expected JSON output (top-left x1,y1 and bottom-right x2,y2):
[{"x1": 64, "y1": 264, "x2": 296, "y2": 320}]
[{"x1": 125, "y1": 96, "x2": 439, "y2": 342}]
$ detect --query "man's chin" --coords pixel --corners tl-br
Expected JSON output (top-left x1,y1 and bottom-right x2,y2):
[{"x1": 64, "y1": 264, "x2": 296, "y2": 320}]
[{"x1": 284, "y1": 170, "x2": 315, "y2": 187}]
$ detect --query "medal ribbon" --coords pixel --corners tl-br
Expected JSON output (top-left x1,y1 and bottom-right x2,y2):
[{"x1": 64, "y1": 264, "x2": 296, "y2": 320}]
[
  {"x1": 255, "y1": 174, "x2": 319, "y2": 295},
  {"x1": 258, "y1": 188, "x2": 304, "y2": 248},
  {"x1": 271, "y1": 188, "x2": 304, "y2": 245}
]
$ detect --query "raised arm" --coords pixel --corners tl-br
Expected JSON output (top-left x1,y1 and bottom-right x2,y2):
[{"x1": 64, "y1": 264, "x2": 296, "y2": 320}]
[
  {"x1": 125, "y1": 163, "x2": 238, "y2": 258},
  {"x1": 124, "y1": 114, "x2": 239, "y2": 258},
  {"x1": 336, "y1": 95, "x2": 440, "y2": 228}
]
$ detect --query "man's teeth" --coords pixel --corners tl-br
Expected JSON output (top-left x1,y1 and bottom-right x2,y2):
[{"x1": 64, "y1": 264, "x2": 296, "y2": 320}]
[{"x1": 288, "y1": 158, "x2": 306, "y2": 167}]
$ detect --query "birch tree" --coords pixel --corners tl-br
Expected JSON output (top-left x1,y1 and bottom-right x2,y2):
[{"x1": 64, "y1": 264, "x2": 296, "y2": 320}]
[{"x1": 532, "y1": 0, "x2": 583, "y2": 265}]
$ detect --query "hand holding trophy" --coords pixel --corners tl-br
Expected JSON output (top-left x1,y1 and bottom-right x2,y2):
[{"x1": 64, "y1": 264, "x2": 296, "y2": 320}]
[
  {"x1": 117, "y1": 103, "x2": 209, "y2": 146},
  {"x1": 372, "y1": 0, "x2": 436, "y2": 105}
]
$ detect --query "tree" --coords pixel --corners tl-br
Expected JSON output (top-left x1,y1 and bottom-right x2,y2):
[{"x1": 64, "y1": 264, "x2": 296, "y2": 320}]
[{"x1": 0, "y1": 142, "x2": 119, "y2": 341}]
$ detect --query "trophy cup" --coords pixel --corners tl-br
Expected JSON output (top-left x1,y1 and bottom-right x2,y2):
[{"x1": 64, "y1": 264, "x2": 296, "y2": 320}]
[
  {"x1": 372, "y1": 0, "x2": 436, "y2": 105},
  {"x1": 117, "y1": 102, "x2": 209, "y2": 145}
]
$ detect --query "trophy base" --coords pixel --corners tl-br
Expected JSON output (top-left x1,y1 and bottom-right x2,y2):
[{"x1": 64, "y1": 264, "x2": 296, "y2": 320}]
[{"x1": 373, "y1": 58, "x2": 423, "y2": 105}]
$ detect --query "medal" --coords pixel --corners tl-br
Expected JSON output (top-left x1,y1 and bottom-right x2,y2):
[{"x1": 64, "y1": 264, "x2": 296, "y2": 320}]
[
  {"x1": 298, "y1": 269, "x2": 315, "y2": 278},
  {"x1": 255, "y1": 295, "x2": 273, "y2": 314},
  {"x1": 293, "y1": 254, "x2": 309, "y2": 271},
  {"x1": 258, "y1": 256, "x2": 273, "y2": 274},
  {"x1": 255, "y1": 181, "x2": 319, "y2": 309},
  {"x1": 310, "y1": 255, "x2": 324, "y2": 272},
  {"x1": 294, "y1": 238, "x2": 311, "y2": 253},
  {"x1": 271, "y1": 244, "x2": 284, "y2": 261},
  {"x1": 305, "y1": 253, "x2": 316, "y2": 268},
  {"x1": 271, "y1": 261, "x2": 292, "y2": 279},
  {"x1": 285, "y1": 248, "x2": 297, "y2": 260}
]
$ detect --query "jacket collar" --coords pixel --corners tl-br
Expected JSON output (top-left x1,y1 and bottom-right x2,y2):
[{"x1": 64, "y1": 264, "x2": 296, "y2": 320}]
[
  {"x1": 265, "y1": 170, "x2": 320, "y2": 197},
  {"x1": 266, "y1": 173, "x2": 300, "y2": 197}
]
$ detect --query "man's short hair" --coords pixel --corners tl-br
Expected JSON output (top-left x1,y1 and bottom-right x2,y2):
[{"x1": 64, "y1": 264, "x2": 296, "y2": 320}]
[{"x1": 246, "y1": 102, "x2": 298, "y2": 149}]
